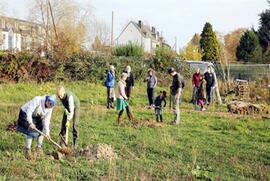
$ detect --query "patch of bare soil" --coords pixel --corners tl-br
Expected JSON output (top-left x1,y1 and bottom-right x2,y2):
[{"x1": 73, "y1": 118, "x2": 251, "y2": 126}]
[
  {"x1": 78, "y1": 144, "x2": 117, "y2": 161},
  {"x1": 129, "y1": 119, "x2": 164, "y2": 128},
  {"x1": 6, "y1": 122, "x2": 17, "y2": 132}
]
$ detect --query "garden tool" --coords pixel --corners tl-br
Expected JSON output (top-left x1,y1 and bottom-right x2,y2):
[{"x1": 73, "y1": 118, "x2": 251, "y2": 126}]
[{"x1": 33, "y1": 127, "x2": 72, "y2": 155}]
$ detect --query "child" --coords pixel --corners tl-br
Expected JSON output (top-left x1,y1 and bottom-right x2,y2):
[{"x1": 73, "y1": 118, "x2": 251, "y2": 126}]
[
  {"x1": 196, "y1": 75, "x2": 206, "y2": 111},
  {"x1": 154, "y1": 91, "x2": 167, "y2": 122}
]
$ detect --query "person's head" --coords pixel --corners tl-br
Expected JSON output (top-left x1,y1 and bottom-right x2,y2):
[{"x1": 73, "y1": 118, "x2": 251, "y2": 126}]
[
  {"x1": 200, "y1": 75, "x2": 203, "y2": 81},
  {"x1": 110, "y1": 65, "x2": 115, "y2": 72},
  {"x1": 121, "y1": 72, "x2": 128, "y2": 81},
  {"x1": 57, "y1": 86, "x2": 66, "y2": 99},
  {"x1": 196, "y1": 68, "x2": 200, "y2": 74},
  {"x1": 45, "y1": 95, "x2": 56, "y2": 108},
  {"x1": 160, "y1": 90, "x2": 167, "y2": 98},
  {"x1": 207, "y1": 65, "x2": 211, "y2": 73},
  {"x1": 148, "y1": 68, "x2": 154, "y2": 76},
  {"x1": 126, "y1": 65, "x2": 131, "y2": 73},
  {"x1": 167, "y1": 67, "x2": 176, "y2": 76}
]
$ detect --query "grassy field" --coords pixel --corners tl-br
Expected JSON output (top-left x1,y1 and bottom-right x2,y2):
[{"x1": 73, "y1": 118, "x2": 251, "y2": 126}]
[{"x1": 0, "y1": 81, "x2": 269, "y2": 180}]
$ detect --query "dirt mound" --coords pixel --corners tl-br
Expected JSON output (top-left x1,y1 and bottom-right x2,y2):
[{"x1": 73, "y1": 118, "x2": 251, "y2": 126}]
[
  {"x1": 227, "y1": 101, "x2": 269, "y2": 115},
  {"x1": 78, "y1": 144, "x2": 117, "y2": 160},
  {"x1": 6, "y1": 122, "x2": 17, "y2": 132}
]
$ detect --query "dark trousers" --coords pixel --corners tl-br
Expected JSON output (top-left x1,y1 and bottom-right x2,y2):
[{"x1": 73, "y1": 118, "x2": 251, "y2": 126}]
[
  {"x1": 125, "y1": 86, "x2": 132, "y2": 99},
  {"x1": 147, "y1": 88, "x2": 154, "y2": 106},
  {"x1": 206, "y1": 86, "x2": 212, "y2": 104},
  {"x1": 60, "y1": 107, "x2": 80, "y2": 145},
  {"x1": 107, "y1": 88, "x2": 114, "y2": 108},
  {"x1": 118, "y1": 106, "x2": 131, "y2": 117}
]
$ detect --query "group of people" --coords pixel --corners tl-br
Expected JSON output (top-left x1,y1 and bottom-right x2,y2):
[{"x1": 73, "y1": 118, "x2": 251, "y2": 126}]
[
  {"x1": 16, "y1": 86, "x2": 80, "y2": 160},
  {"x1": 192, "y1": 65, "x2": 215, "y2": 111},
  {"x1": 17, "y1": 64, "x2": 211, "y2": 160},
  {"x1": 105, "y1": 65, "x2": 184, "y2": 125}
]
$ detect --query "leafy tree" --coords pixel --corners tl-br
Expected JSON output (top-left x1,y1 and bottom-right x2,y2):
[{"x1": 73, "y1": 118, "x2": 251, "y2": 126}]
[
  {"x1": 236, "y1": 29, "x2": 262, "y2": 62},
  {"x1": 258, "y1": 0, "x2": 270, "y2": 51},
  {"x1": 200, "y1": 22, "x2": 220, "y2": 62},
  {"x1": 179, "y1": 34, "x2": 202, "y2": 60},
  {"x1": 224, "y1": 28, "x2": 247, "y2": 62}
]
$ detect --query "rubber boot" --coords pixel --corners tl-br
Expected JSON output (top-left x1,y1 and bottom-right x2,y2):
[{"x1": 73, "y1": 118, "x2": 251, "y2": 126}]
[
  {"x1": 160, "y1": 115, "x2": 163, "y2": 122},
  {"x1": 73, "y1": 138, "x2": 78, "y2": 150},
  {"x1": 127, "y1": 112, "x2": 133, "y2": 121},
  {"x1": 110, "y1": 98, "x2": 115, "y2": 109},
  {"x1": 117, "y1": 114, "x2": 122, "y2": 124}
]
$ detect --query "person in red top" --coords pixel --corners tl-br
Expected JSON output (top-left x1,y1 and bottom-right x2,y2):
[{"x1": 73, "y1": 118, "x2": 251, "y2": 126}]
[{"x1": 192, "y1": 68, "x2": 201, "y2": 110}]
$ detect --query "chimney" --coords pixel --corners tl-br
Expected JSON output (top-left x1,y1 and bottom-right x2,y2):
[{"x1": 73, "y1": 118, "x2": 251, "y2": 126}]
[
  {"x1": 138, "y1": 20, "x2": 142, "y2": 29},
  {"x1": 152, "y1": 27, "x2": 156, "y2": 33}
]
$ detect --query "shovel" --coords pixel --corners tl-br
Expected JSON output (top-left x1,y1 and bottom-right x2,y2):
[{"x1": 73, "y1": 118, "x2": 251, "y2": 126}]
[
  {"x1": 33, "y1": 127, "x2": 62, "y2": 149},
  {"x1": 33, "y1": 127, "x2": 71, "y2": 154}
]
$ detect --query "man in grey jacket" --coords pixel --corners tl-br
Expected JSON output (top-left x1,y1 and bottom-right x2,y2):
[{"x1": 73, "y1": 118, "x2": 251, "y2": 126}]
[{"x1": 17, "y1": 95, "x2": 56, "y2": 160}]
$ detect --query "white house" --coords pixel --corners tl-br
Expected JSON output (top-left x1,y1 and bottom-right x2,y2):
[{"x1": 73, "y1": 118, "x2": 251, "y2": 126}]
[
  {"x1": 0, "y1": 16, "x2": 43, "y2": 51},
  {"x1": 115, "y1": 20, "x2": 166, "y2": 53}
]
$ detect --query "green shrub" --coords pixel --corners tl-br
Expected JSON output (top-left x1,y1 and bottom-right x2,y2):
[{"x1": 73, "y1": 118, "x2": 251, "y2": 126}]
[{"x1": 112, "y1": 43, "x2": 144, "y2": 57}]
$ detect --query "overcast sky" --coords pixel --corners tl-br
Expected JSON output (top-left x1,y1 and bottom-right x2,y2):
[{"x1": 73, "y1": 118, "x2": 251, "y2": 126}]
[{"x1": 2, "y1": 0, "x2": 267, "y2": 48}]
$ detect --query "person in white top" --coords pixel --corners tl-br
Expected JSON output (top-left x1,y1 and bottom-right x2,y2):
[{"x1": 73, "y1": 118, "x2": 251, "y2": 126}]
[{"x1": 17, "y1": 95, "x2": 56, "y2": 160}]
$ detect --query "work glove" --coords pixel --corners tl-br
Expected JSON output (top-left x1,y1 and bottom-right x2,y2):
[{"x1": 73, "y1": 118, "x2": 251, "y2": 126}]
[
  {"x1": 65, "y1": 120, "x2": 71, "y2": 128},
  {"x1": 64, "y1": 109, "x2": 70, "y2": 116},
  {"x1": 45, "y1": 134, "x2": 50, "y2": 140},
  {"x1": 29, "y1": 123, "x2": 36, "y2": 130}
]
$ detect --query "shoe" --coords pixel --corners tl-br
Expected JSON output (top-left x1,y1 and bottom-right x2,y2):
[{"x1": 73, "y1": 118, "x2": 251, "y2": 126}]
[{"x1": 25, "y1": 149, "x2": 31, "y2": 160}]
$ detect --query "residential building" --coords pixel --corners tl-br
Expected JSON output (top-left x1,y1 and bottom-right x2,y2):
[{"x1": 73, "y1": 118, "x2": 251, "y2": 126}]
[
  {"x1": 0, "y1": 16, "x2": 44, "y2": 51},
  {"x1": 116, "y1": 20, "x2": 168, "y2": 53}
]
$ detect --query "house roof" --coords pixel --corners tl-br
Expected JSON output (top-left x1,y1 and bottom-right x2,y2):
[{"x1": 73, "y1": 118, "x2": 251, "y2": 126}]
[{"x1": 116, "y1": 20, "x2": 162, "y2": 42}]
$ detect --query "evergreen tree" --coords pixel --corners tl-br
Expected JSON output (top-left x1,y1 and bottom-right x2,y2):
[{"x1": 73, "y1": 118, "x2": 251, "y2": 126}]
[
  {"x1": 200, "y1": 22, "x2": 220, "y2": 62},
  {"x1": 258, "y1": 1, "x2": 270, "y2": 51},
  {"x1": 236, "y1": 29, "x2": 262, "y2": 62}
]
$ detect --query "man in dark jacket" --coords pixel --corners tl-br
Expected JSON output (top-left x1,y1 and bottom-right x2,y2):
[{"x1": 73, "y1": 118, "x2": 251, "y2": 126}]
[
  {"x1": 168, "y1": 67, "x2": 182, "y2": 125},
  {"x1": 204, "y1": 66, "x2": 215, "y2": 105},
  {"x1": 124, "y1": 65, "x2": 134, "y2": 99},
  {"x1": 57, "y1": 86, "x2": 80, "y2": 149}
]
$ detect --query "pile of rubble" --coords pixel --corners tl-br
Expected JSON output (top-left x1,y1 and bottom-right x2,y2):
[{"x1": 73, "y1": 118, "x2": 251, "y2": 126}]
[
  {"x1": 78, "y1": 144, "x2": 117, "y2": 161},
  {"x1": 227, "y1": 101, "x2": 269, "y2": 115}
]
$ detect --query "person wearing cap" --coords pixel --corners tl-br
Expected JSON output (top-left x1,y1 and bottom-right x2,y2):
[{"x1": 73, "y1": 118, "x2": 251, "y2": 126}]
[
  {"x1": 16, "y1": 95, "x2": 56, "y2": 160},
  {"x1": 168, "y1": 67, "x2": 183, "y2": 125},
  {"x1": 57, "y1": 86, "x2": 80, "y2": 149},
  {"x1": 144, "y1": 68, "x2": 157, "y2": 108},
  {"x1": 117, "y1": 72, "x2": 133, "y2": 123},
  {"x1": 124, "y1": 65, "x2": 134, "y2": 99},
  {"x1": 192, "y1": 68, "x2": 201, "y2": 109},
  {"x1": 105, "y1": 65, "x2": 116, "y2": 109}
]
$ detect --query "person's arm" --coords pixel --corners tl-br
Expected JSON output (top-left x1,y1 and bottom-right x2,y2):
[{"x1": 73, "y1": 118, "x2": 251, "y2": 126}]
[
  {"x1": 154, "y1": 76, "x2": 157, "y2": 88},
  {"x1": 43, "y1": 109, "x2": 52, "y2": 136},
  {"x1": 67, "y1": 95, "x2": 75, "y2": 120},
  {"x1": 192, "y1": 74, "x2": 195, "y2": 86},
  {"x1": 131, "y1": 73, "x2": 134, "y2": 87},
  {"x1": 176, "y1": 75, "x2": 182, "y2": 98},
  {"x1": 163, "y1": 98, "x2": 167, "y2": 107},
  {"x1": 119, "y1": 83, "x2": 128, "y2": 100},
  {"x1": 26, "y1": 97, "x2": 40, "y2": 125}
]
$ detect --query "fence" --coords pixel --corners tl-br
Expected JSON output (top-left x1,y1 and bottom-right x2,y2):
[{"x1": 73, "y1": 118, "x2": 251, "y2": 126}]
[{"x1": 215, "y1": 64, "x2": 270, "y2": 81}]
